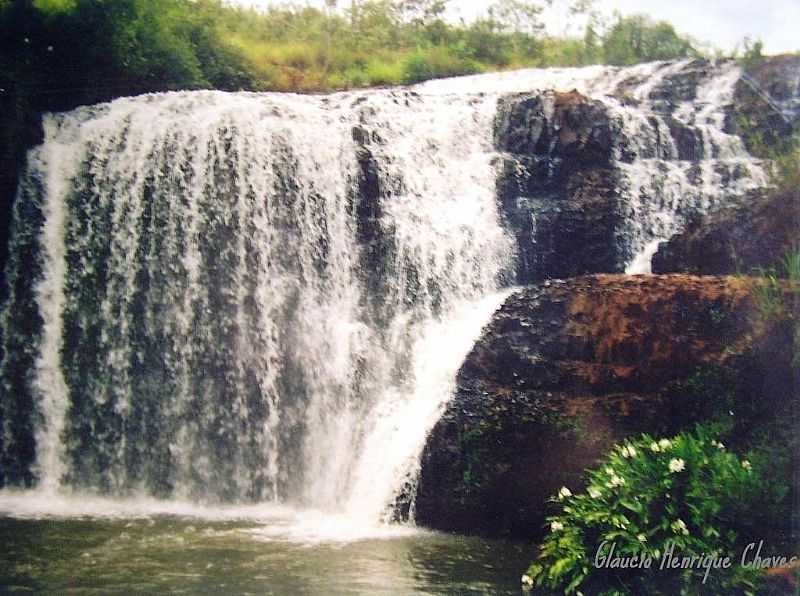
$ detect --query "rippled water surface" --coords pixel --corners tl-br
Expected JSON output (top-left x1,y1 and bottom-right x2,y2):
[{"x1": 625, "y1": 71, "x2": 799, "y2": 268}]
[{"x1": 0, "y1": 495, "x2": 531, "y2": 594}]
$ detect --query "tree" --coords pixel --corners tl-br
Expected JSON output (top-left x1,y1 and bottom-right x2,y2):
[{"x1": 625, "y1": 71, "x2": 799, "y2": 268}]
[
  {"x1": 487, "y1": 0, "x2": 547, "y2": 35},
  {"x1": 739, "y1": 36, "x2": 765, "y2": 71},
  {"x1": 602, "y1": 14, "x2": 696, "y2": 66},
  {"x1": 395, "y1": 0, "x2": 448, "y2": 27}
]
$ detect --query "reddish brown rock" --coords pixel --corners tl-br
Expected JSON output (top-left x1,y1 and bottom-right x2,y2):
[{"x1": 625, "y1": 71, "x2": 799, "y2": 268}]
[{"x1": 414, "y1": 274, "x2": 796, "y2": 539}]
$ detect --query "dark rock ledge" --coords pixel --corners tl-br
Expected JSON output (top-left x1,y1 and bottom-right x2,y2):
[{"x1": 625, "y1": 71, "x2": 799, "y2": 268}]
[{"x1": 415, "y1": 274, "x2": 795, "y2": 539}]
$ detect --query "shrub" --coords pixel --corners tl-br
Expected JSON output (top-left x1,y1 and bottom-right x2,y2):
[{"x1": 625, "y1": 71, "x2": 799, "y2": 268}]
[
  {"x1": 402, "y1": 47, "x2": 481, "y2": 84},
  {"x1": 364, "y1": 58, "x2": 404, "y2": 86},
  {"x1": 524, "y1": 427, "x2": 769, "y2": 595},
  {"x1": 342, "y1": 66, "x2": 368, "y2": 88},
  {"x1": 751, "y1": 246, "x2": 800, "y2": 367},
  {"x1": 402, "y1": 50, "x2": 434, "y2": 84},
  {"x1": 770, "y1": 136, "x2": 800, "y2": 191},
  {"x1": 601, "y1": 14, "x2": 697, "y2": 66}
]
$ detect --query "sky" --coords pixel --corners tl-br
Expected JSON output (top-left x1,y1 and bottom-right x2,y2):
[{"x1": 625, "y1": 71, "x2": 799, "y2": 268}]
[{"x1": 226, "y1": 0, "x2": 799, "y2": 55}]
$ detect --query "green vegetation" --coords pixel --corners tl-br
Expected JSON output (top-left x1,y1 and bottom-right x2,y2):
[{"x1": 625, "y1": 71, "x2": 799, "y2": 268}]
[
  {"x1": 751, "y1": 246, "x2": 800, "y2": 369},
  {"x1": 600, "y1": 14, "x2": 696, "y2": 66},
  {"x1": 211, "y1": 3, "x2": 699, "y2": 91},
  {"x1": 769, "y1": 132, "x2": 800, "y2": 191},
  {"x1": 752, "y1": 248, "x2": 800, "y2": 317},
  {"x1": 0, "y1": 0, "x2": 256, "y2": 107},
  {"x1": 0, "y1": 0, "x2": 701, "y2": 101},
  {"x1": 524, "y1": 426, "x2": 787, "y2": 595},
  {"x1": 739, "y1": 122, "x2": 800, "y2": 358}
]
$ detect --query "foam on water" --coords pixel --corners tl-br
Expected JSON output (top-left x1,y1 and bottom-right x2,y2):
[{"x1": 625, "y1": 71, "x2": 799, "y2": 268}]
[{"x1": 0, "y1": 489, "x2": 425, "y2": 544}]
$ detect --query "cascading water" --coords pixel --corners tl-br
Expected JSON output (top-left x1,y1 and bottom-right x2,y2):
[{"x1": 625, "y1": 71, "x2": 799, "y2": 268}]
[
  {"x1": 0, "y1": 59, "x2": 769, "y2": 527},
  {"x1": 0, "y1": 87, "x2": 516, "y2": 519}
]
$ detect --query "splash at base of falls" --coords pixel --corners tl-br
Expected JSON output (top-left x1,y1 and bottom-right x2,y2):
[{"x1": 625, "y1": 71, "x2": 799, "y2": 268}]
[{"x1": 0, "y1": 490, "x2": 421, "y2": 543}]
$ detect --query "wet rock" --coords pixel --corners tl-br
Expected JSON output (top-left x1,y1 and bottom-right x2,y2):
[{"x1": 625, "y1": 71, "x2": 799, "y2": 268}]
[
  {"x1": 415, "y1": 274, "x2": 795, "y2": 539},
  {"x1": 495, "y1": 91, "x2": 628, "y2": 283},
  {"x1": 646, "y1": 59, "x2": 714, "y2": 112},
  {"x1": 495, "y1": 90, "x2": 614, "y2": 168},
  {"x1": 351, "y1": 123, "x2": 397, "y2": 308},
  {"x1": 652, "y1": 188, "x2": 800, "y2": 275},
  {"x1": 664, "y1": 115, "x2": 704, "y2": 161},
  {"x1": 493, "y1": 58, "x2": 800, "y2": 284},
  {"x1": 732, "y1": 55, "x2": 800, "y2": 153}
]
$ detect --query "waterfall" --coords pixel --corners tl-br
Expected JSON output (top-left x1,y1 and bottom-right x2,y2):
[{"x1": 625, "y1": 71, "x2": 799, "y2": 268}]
[{"x1": 0, "y1": 60, "x2": 768, "y2": 523}]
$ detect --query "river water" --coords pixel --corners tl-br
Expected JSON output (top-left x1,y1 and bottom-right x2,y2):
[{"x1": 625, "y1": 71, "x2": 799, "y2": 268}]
[{"x1": 0, "y1": 494, "x2": 530, "y2": 594}]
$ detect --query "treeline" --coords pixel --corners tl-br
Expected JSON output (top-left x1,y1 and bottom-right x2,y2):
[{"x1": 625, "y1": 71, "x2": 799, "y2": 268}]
[
  {"x1": 0, "y1": 0, "x2": 255, "y2": 112},
  {"x1": 216, "y1": 0, "x2": 699, "y2": 90},
  {"x1": 1, "y1": 0, "x2": 700, "y2": 102}
]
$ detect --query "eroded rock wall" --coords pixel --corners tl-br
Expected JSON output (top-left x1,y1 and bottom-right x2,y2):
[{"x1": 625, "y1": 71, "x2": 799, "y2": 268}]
[{"x1": 415, "y1": 275, "x2": 795, "y2": 538}]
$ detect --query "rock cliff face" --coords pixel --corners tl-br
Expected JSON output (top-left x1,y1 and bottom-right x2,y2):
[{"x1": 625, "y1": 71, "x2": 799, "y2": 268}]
[
  {"x1": 493, "y1": 58, "x2": 773, "y2": 284},
  {"x1": 415, "y1": 274, "x2": 795, "y2": 539},
  {"x1": 732, "y1": 54, "x2": 800, "y2": 153},
  {"x1": 495, "y1": 90, "x2": 625, "y2": 283},
  {"x1": 644, "y1": 55, "x2": 798, "y2": 276},
  {"x1": 653, "y1": 188, "x2": 800, "y2": 275}
]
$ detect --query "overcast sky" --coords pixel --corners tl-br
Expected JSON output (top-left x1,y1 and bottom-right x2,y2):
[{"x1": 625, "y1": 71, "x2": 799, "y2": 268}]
[{"x1": 226, "y1": 0, "x2": 798, "y2": 54}]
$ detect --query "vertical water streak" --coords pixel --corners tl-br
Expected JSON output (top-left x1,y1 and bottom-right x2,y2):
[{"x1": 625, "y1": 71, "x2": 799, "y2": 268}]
[
  {"x1": 32, "y1": 116, "x2": 81, "y2": 491},
  {"x1": 610, "y1": 61, "x2": 768, "y2": 267}
]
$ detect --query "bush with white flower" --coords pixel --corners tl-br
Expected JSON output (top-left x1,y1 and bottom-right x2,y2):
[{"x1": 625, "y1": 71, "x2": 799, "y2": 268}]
[{"x1": 524, "y1": 426, "x2": 764, "y2": 595}]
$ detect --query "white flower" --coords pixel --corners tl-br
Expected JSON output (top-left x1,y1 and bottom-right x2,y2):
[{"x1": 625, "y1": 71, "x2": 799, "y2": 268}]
[
  {"x1": 621, "y1": 445, "x2": 637, "y2": 458},
  {"x1": 521, "y1": 574, "x2": 534, "y2": 586},
  {"x1": 605, "y1": 466, "x2": 615, "y2": 475},
  {"x1": 717, "y1": 441, "x2": 725, "y2": 450},
  {"x1": 558, "y1": 486, "x2": 573, "y2": 500},
  {"x1": 588, "y1": 486, "x2": 602, "y2": 499},
  {"x1": 742, "y1": 460, "x2": 752, "y2": 471},
  {"x1": 711, "y1": 440, "x2": 725, "y2": 450},
  {"x1": 650, "y1": 441, "x2": 660, "y2": 453},
  {"x1": 608, "y1": 474, "x2": 626, "y2": 488},
  {"x1": 671, "y1": 519, "x2": 689, "y2": 536},
  {"x1": 551, "y1": 521, "x2": 564, "y2": 532},
  {"x1": 637, "y1": 533, "x2": 647, "y2": 543},
  {"x1": 658, "y1": 439, "x2": 672, "y2": 450},
  {"x1": 669, "y1": 458, "x2": 685, "y2": 473}
]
